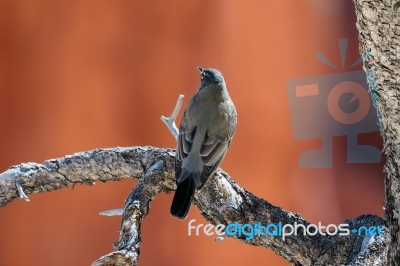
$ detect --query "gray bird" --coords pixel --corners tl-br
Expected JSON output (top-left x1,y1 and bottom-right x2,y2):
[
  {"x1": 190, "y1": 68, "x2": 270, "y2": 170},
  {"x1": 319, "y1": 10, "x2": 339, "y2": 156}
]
[{"x1": 170, "y1": 66, "x2": 237, "y2": 219}]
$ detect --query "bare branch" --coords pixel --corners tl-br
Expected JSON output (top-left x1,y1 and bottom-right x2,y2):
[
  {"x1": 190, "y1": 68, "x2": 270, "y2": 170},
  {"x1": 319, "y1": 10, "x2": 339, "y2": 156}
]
[
  {"x1": 93, "y1": 160, "x2": 170, "y2": 266},
  {"x1": 0, "y1": 147, "x2": 160, "y2": 207},
  {"x1": 0, "y1": 89, "x2": 389, "y2": 265},
  {"x1": 0, "y1": 146, "x2": 388, "y2": 265},
  {"x1": 160, "y1": 94, "x2": 184, "y2": 140}
]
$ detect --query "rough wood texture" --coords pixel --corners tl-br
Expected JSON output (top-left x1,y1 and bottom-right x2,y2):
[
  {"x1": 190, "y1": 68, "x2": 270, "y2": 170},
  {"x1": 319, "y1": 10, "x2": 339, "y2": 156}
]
[
  {"x1": 0, "y1": 147, "x2": 148, "y2": 207},
  {"x1": 353, "y1": 0, "x2": 400, "y2": 264},
  {"x1": 2, "y1": 2, "x2": 399, "y2": 263},
  {"x1": 0, "y1": 147, "x2": 388, "y2": 265}
]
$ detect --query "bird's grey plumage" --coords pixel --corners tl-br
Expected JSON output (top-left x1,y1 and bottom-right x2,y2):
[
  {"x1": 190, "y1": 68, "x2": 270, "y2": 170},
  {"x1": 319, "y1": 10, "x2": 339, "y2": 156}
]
[{"x1": 171, "y1": 67, "x2": 237, "y2": 219}]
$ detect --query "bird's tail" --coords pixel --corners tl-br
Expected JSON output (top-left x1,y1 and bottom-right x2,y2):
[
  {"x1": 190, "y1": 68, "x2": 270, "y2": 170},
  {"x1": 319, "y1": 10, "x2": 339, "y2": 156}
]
[{"x1": 170, "y1": 177, "x2": 195, "y2": 219}]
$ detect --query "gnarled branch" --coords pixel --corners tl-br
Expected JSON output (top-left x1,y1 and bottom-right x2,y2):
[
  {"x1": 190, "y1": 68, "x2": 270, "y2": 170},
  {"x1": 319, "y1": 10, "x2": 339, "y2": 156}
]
[
  {"x1": 0, "y1": 145, "x2": 388, "y2": 265},
  {"x1": 0, "y1": 92, "x2": 390, "y2": 265}
]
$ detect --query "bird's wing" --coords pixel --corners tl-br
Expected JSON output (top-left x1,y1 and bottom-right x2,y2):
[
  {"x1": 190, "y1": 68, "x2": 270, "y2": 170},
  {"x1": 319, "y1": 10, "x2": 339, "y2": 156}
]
[
  {"x1": 175, "y1": 121, "x2": 196, "y2": 180},
  {"x1": 199, "y1": 131, "x2": 231, "y2": 187}
]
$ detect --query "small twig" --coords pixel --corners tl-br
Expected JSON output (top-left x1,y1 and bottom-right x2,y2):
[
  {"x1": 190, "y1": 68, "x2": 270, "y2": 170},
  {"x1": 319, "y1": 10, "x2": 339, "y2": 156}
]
[
  {"x1": 99, "y1": 208, "x2": 124, "y2": 216},
  {"x1": 160, "y1": 94, "x2": 184, "y2": 140},
  {"x1": 16, "y1": 182, "x2": 30, "y2": 202}
]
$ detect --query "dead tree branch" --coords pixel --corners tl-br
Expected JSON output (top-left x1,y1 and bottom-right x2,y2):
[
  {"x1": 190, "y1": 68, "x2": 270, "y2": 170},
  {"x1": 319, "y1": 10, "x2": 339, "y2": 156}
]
[
  {"x1": 0, "y1": 91, "x2": 389, "y2": 266},
  {"x1": 0, "y1": 146, "x2": 388, "y2": 265},
  {"x1": 2, "y1": 2, "x2": 399, "y2": 260}
]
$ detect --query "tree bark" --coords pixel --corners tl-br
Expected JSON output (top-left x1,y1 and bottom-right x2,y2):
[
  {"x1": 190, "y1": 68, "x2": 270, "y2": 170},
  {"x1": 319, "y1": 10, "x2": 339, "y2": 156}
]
[
  {"x1": 0, "y1": 2, "x2": 399, "y2": 264},
  {"x1": 353, "y1": 0, "x2": 400, "y2": 264},
  {"x1": 0, "y1": 147, "x2": 388, "y2": 265}
]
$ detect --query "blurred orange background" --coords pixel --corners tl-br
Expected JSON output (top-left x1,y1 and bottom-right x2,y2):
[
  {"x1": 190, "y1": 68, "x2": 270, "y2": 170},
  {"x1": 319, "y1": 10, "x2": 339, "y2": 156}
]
[{"x1": 0, "y1": 1, "x2": 384, "y2": 265}]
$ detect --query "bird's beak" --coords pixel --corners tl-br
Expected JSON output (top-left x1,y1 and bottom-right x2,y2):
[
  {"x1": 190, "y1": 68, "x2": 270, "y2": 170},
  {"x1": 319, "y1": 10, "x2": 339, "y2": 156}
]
[{"x1": 197, "y1": 66, "x2": 204, "y2": 73}]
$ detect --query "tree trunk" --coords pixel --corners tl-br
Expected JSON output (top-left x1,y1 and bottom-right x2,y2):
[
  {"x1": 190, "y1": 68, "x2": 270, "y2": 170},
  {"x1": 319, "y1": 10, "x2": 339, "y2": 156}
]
[{"x1": 353, "y1": 0, "x2": 400, "y2": 264}]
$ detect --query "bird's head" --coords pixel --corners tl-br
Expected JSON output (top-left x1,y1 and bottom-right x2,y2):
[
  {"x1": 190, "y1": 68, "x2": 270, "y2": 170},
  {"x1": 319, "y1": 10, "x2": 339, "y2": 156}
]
[{"x1": 197, "y1": 66, "x2": 225, "y2": 87}]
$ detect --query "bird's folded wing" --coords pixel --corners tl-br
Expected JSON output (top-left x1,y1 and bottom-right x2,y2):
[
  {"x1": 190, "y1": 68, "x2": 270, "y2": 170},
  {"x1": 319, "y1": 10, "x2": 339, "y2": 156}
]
[
  {"x1": 175, "y1": 125, "x2": 196, "y2": 178},
  {"x1": 199, "y1": 131, "x2": 231, "y2": 186}
]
